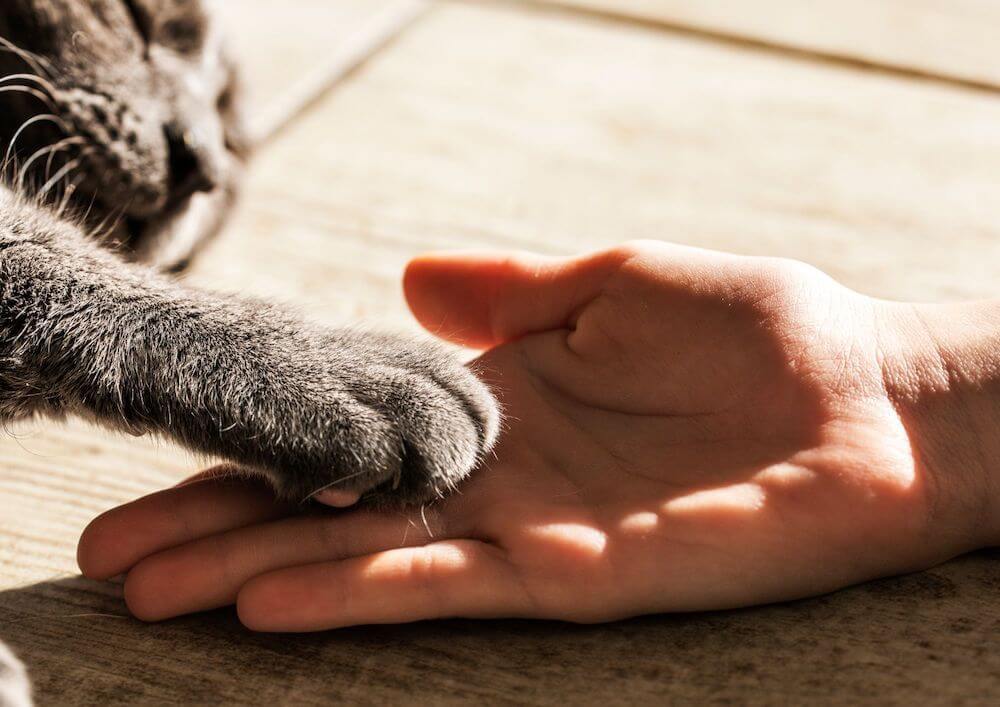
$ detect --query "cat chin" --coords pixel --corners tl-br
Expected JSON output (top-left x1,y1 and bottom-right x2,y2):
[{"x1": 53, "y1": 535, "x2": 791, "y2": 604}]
[
  {"x1": 130, "y1": 186, "x2": 236, "y2": 272},
  {"x1": 120, "y1": 151, "x2": 244, "y2": 272}
]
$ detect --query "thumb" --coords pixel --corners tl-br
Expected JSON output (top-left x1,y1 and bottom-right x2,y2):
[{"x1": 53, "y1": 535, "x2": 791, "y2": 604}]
[{"x1": 403, "y1": 248, "x2": 621, "y2": 349}]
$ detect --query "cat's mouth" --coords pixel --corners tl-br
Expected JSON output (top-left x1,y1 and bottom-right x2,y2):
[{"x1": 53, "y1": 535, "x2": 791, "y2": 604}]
[
  {"x1": 124, "y1": 177, "x2": 239, "y2": 272},
  {"x1": 114, "y1": 139, "x2": 244, "y2": 271}
]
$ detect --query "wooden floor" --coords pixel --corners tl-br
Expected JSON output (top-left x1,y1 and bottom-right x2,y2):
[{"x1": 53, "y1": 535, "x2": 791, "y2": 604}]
[{"x1": 2, "y1": 0, "x2": 1000, "y2": 702}]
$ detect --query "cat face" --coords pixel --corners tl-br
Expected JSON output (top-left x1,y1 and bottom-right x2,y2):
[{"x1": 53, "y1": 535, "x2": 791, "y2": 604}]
[{"x1": 0, "y1": 0, "x2": 246, "y2": 266}]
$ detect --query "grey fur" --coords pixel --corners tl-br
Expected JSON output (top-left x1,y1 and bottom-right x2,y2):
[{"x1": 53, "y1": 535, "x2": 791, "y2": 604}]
[
  {"x1": 0, "y1": 187, "x2": 499, "y2": 503},
  {"x1": 0, "y1": 1, "x2": 500, "y2": 699},
  {"x1": 0, "y1": 0, "x2": 248, "y2": 270}
]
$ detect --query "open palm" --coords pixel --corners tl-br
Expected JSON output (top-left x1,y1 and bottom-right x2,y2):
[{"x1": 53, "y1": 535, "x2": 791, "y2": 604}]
[{"x1": 78, "y1": 242, "x2": 960, "y2": 631}]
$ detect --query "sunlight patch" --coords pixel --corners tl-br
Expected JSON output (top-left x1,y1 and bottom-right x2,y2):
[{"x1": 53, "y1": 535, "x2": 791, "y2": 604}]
[
  {"x1": 661, "y1": 483, "x2": 766, "y2": 516},
  {"x1": 619, "y1": 512, "x2": 659, "y2": 535},
  {"x1": 529, "y1": 523, "x2": 608, "y2": 557}
]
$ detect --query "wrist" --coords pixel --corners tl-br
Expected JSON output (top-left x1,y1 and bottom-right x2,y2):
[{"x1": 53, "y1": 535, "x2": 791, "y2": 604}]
[{"x1": 877, "y1": 300, "x2": 1000, "y2": 549}]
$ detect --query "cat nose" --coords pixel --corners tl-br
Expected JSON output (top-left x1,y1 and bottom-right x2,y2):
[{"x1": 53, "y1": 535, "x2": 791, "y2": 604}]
[{"x1": 165, "y1": 125, "x2": 217, "y2": 199}]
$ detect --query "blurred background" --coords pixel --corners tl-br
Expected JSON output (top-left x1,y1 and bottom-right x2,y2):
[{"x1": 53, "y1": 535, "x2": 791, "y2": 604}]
[
  {"x1": 199, "y1": 0, "x2": 1000, "y2": 321},
  {"x1": 2, "y1": 0, "x2": 998, "y2": 702}
]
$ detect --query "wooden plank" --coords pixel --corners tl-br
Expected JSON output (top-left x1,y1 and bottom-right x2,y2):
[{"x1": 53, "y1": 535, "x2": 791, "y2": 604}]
[
  {"x1": 205, "y1": 0, "x2": 1000, "y2": 305},
  {"x1": 2, "y1": 551, "x2": 999, "y2": 704},
  {"x1": 242, "y1": 0, "x2": 432, "y2": 146},
  {"x1": 521, "y1": 0, "x2": 1000, "y2": 90},
  {"x1": 216, "y1": 0, "x2": 403, "y2": 107},
  {"x1": 3, "y1": 0, "x2": 1000, "y2": 703}
]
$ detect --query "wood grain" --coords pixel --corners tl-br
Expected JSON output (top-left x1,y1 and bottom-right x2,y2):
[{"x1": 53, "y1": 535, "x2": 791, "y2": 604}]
[
  {"x1": 2, "y1": 552, "x2": 999, "y2": 704},
  {"x1": 2, "y1": 0, "x2": 1000, "y2": 704},
  {"x1": 521, "y1": 0, "x2": 1000, "y2": 90},
  {"x1": 217, "y1": 0, "x2": 410, "y2": 125},
  {"x1": 199, "y1": 1, "x2": 1000, "y2": 306}
]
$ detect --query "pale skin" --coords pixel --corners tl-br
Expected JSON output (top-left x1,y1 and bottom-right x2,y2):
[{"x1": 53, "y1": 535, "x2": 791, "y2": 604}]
[{"x1": 77, "y1": 241, "x2": 1000, "y2": 631}]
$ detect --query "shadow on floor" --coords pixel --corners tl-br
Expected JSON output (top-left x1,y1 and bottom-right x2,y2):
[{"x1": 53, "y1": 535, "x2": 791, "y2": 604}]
[{"x1": 2, "y1": 551, "x2": 998, "y2": 705}]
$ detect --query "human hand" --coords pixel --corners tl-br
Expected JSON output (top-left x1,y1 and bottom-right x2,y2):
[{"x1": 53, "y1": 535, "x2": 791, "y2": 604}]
[{"x1": 77, "y1": 241, "x2": 1000, "y2": 630}]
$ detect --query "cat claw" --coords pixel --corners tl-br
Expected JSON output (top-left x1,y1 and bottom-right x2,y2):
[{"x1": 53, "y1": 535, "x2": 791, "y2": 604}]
[{"x1": 313, "y1": 488, "x2": 361, "y2": 508}]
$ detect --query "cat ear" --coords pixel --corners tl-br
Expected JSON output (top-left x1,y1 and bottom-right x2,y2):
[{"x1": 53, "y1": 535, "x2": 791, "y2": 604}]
[{"x1": 404, "y1": 248, "x2": 621, "y2": 349}]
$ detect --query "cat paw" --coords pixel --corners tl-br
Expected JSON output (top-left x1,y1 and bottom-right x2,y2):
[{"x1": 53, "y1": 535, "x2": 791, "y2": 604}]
[{"x1": 239, "y1": 330, "x2": 500, "y2": 508}]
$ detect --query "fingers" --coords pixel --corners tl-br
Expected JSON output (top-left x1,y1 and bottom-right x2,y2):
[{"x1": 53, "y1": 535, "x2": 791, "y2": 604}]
[
  {"x1": 122, "y1": 508, "x2": 448, "y2": 622},
  {"x1": 77, "y1": 468, "x2": 293, "y2": 580},
  {"x1": 236, "y1": 540, "x2": 533, "y2": 632},
  {"x1": 403, "y1": 248, "x2": 629, "y2": 348}
]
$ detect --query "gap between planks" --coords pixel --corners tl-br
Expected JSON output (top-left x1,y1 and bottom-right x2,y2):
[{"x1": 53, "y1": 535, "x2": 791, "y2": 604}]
[
  {"x1": 483, "y1": 0, "x2": 1000, "y2": 98},
  {"x1": 250, "y1": 0, "x2": 1000, "y2": 153},
  {"x1": 249, "y1": 0, "x2": 434, "y2": 147}
]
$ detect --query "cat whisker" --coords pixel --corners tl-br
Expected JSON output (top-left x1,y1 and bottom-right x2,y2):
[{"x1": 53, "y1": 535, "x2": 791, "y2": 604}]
[
  {"x1": 0, "y1": 84, "x2": 56, "y2": 110},
  {"x1": 18, "y1": 136, "x2": 86, "y2": 191},
  {"x1": 420, "y1": 504, "x2": 435, "y2": 539},
  {"x1": 4, "y1": 113, "x2": 69, "y2": 168},
  {"x1": 0, "y1": 36, "x2": 55, "y2": 79},
  {"x1": 78, "y1": 185, "x2": 115, "y2": 232},
  {"x1": 0, "y1": 72, "x2": 58, "y2": 98},
  {"x1": 55, "y1": 173, "x2": 84, "y2": 219},
  {"x1": 301, "y1": 467, "x2": 375, "y2": 505},
  {"x1": 38, "y1": 152, "x2": 89, "y2": 201},
  {"x1": 42, "y1": 128, "x2": 81, "y2": 186}
]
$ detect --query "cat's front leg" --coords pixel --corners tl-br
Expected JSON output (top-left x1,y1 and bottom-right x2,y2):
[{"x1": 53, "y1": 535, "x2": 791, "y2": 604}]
[{"x1": 0, "y1": 197, "x2": 499, "y2": 506}]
